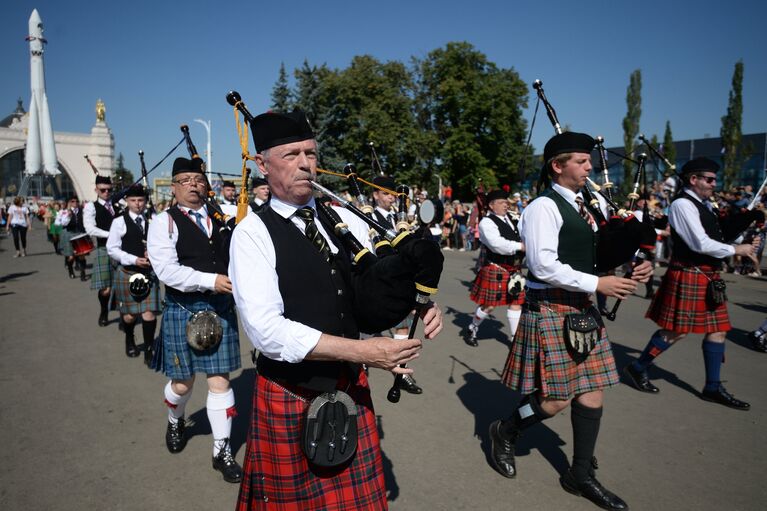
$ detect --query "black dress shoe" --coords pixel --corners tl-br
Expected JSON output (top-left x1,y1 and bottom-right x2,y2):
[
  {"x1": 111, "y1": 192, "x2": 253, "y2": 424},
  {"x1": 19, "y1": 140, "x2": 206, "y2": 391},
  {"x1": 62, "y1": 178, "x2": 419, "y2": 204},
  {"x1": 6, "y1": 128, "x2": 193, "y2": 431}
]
[
  {"x1": 125, "y1": 336, "x2": 140, "y2": 358},
  {"x1": 748, "y1": 331, "x2": 767, "y2": 353},
  {"x1": 398, "y1": 374, "x2": 423, "y2": 394},
  {"x1": 464, "y1": 324, "x2": 478, "y2": 347},
  {"x1": 623, "y1": 364, "x2": 659, "y2": 393},
  {"x1": 212, "y1": 439, "x2": 243, "y2": 483},
  {"x1": 68, "y1": 269, "x2": 76, "y2": 279},
  {"x1": 166, "y1": 418, "x2": 187, "y2": 453},
  {"x1": 488, "y1": 420, "x2": 517, "y2": 478},
  {"x1": 701, "y1": 385, "x2": 750, "y2": 410},
  {"x1": 98, "y1": 312, "x2": 108, "y2": 327},
  {"x1": 80, "y1": 271, "x2": 87, "y2": 282},
  {"x1": 560, "y1": 469, "x2": 628, "y2": 510},
  {"x1": 144, "y1": 347, "x2": 154, "y2": 366}
]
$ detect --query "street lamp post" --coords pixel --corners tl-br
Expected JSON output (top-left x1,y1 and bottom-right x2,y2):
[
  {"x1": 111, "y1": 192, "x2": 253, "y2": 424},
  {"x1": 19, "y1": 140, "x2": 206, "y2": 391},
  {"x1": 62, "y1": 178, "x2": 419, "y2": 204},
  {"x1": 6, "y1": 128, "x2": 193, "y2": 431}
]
[{"x1": 194, "y1": 119, "x2": 212, "y2": 183}]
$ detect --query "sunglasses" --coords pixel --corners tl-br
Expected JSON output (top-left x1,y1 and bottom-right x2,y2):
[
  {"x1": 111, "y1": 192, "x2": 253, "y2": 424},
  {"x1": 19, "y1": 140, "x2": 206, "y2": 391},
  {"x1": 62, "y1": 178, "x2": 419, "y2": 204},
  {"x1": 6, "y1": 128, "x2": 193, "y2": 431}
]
[
  {"x1": 694, "y1": 175, "x2": 717, "y2": 184},
  {"x1": 97, "y1": 187, "x2": 112, "y2": 193}
]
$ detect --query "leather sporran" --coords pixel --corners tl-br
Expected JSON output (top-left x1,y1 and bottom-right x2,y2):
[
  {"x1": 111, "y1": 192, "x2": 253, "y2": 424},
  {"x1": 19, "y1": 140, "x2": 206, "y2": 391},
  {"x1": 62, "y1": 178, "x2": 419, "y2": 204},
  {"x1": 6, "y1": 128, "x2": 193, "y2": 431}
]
[
  {"x1": 185, "y1": 310, "x2": 223, "y2": 351},
  {"x1": 706, "y1": 279, "x2": 727, "y2": 306},
  {"x1": 302, "y1": 390, "x2": 358, "y2": 468},
  {"x1": 563, "y1": 309, "x2": 600, "y2": 362}
]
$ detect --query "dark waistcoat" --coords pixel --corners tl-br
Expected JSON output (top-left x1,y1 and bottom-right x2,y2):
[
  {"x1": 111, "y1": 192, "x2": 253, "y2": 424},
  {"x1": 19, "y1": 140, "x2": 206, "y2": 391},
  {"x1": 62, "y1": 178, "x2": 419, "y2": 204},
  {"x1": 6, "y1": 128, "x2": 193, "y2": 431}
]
[
  {"x1": 65, "y1": 208, "x2": 84, "y2": 233},
  {"x1": 94, "y1": 201, "x2": 115, "y2": 247},
  {"x1": 256, "y1": 205, "x2": 360, "y2": 392},
  {"x1": 527, "y1": 189, "x2": 597, "y2": 284},
  {"x1": 484, "y1": 214, "x2": 522, "y2": 265},
  {"x1": 121, "y1": 211, "x2": 148, "y2": 273},
  {"x1": 670, "y1": 194, "x2": 724, "y2": 267}
]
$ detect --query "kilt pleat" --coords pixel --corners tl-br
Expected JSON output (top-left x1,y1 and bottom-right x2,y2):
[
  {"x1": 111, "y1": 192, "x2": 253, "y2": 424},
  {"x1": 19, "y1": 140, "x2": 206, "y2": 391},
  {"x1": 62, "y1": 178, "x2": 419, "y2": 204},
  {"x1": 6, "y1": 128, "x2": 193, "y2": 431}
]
[
  {"x1": 501, "y1": 288, "x2": 619, "y2": 400},
  {"x1": 160, "y1": 293, "x2": 240, "y2": 379},
  {"x1": 90, "y1": 246, "x2": 115, "y2": 290},
  {"x1": 237, "y1": 370, "x2": 387, "y2": 511},
  {"x1": 113, "y1": 267, "x2": 162, "y2": 315},
  {"x1": 59, "y1": 229, "x2": 81, "y2": 257},
  {"x1": 646, "y1": 265, "x2": 730, "y2": 333},
  {"x1": 470, "y1": 263, "x2": 525, "y2": 307}
]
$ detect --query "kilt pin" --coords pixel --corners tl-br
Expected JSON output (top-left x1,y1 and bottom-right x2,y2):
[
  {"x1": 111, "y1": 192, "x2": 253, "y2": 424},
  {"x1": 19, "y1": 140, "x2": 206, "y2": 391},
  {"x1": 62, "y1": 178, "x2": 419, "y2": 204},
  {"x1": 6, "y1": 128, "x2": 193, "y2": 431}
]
[
  {"x1": 236, "y1": 368, "x2": 387, "y2": 511},
  {"x1": 502, "y1": 287, "x2": 619, "y2": 400}
]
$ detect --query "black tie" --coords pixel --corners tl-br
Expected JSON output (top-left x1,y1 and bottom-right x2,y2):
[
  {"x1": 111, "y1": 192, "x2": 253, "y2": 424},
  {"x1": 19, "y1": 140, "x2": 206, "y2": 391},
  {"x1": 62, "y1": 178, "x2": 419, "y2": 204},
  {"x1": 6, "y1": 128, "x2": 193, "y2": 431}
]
[
  {"x1": 135, "y1": 216, "x2": 144, "y2": 233},
  {"x1": 387, "y1": 213, "x2": 395, "y2": 228},
  {"x1": 296, "y1": 207, "x2": 331, "y2": 263}
]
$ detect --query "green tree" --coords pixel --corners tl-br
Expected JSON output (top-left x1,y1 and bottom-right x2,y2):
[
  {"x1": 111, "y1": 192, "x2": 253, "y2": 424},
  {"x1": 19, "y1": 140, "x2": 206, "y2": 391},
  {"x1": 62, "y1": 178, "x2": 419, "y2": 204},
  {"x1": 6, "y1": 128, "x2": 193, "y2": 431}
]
[
  {"x1": 662, "y1": 120, "x2": 676, "y2": 175},
  {"x1": 113, "y1": 152, "x2": 134, "y2": 189},
  {"x1": 622, "y1": 69, "x2": 642, "y2": 185},
  {"x1": 720, "y1": 60, "x2": 745, "y2": 188},
  {"x1": 413, "y1": 41, "x2": 529, "y2": 198},
  {"x1": 270, "y1": 62, "x2": 291, "y2": 112}
]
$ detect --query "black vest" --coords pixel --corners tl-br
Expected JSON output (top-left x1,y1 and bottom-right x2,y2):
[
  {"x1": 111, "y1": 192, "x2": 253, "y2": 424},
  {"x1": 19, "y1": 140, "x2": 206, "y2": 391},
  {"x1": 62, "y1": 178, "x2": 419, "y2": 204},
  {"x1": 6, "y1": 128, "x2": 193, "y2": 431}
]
[
  {"x1": 165, "y1": 206, "x2": 227, "y2": 297},
  {"x1": 94, "y1": 201, "x2": 115, "y2": 247},
  {"x1": 256, "y1": 205, "x2": 360, "y2": 392},
  {"x1": 484, "y1": 214, "x2": 522, "y2": 265},
  {"x1": 121, "y1": 211, "x2": 148, "y2": 273},
  {"x1": 374, "y1": 209, "x2": 395, "y2": 229},
  {"x1": 527, "y1": 189, "x2": 598, "y2": 284},
  {"x1": 670, "y1": 193, "x2": 725, "y2": 267},
  {"x1": 65, "y1": 208, "x2": 84, "y2": 233}
]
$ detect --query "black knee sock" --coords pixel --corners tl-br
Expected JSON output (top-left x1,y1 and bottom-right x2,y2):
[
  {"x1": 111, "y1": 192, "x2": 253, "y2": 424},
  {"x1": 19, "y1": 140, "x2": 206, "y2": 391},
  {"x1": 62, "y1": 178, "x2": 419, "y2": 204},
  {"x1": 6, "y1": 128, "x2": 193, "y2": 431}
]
[
  {"x1": 142, "y1": 319, "x2": 157, "y2": 347},
  {"x1": 501, "y1": 393, "x2": 552, "y2": 439},
  {"x1": 124, "y1": 321, "x2": 136, "y2": 340},
  {"x1": 98, "y1": 292, "x2": 109, "y2": 314},
  {"x1": 66, "y1": 259, "x2": 74, "y2": 272},
  {"x1": 570, "y1": 400, "x2": 603, "y2": 482}
]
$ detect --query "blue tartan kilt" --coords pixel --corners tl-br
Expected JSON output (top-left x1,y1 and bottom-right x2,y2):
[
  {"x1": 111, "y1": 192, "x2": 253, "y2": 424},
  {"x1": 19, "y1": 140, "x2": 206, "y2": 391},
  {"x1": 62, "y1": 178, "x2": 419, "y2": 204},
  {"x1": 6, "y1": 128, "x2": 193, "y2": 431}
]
[
  {"x1": 113, "y1": 267, "x2": 162, "y2": 315},
  {"x1": 160, "y1": 293, "x2": 241, "y2": 379},
  {"x1": 90, "y1": 246, "x2": 115, "y2": 290}
]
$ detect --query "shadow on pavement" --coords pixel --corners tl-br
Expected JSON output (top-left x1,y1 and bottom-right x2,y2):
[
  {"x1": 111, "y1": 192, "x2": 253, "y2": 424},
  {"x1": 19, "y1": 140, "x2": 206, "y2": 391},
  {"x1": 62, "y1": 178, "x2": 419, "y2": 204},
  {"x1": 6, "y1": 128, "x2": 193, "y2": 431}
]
[
  {"x1": 451, "y1": 355, "x2": 570, "y2": 477},
  {"x1": 733, "y1": 302, "x2": 767, "y2": 314},
  {"x1": 0, "y1": 271, "x2": 39, "y2": 283},
  {"x1": 376, "y1": 415, "x2": 400, "y2": 502},
  {"x1": 610, "y1": 341, "x2": 701, "y2": 398},
  {"x1": 445, "y1": 306, "x2": 512, "y2": 349}
]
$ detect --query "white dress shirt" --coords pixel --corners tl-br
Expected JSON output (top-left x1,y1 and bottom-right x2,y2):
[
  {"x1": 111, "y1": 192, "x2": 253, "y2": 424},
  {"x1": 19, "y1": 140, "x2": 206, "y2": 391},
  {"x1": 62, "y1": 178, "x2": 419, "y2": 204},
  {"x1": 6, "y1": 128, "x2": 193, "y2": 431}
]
[
  {"x1": 375, "y1": 206, "x2": 395, "y2": 227},
  {"x1": 107, "y1": 212, "x2": 147, "y2": 266},
  {"x1": 229, "y1": 196, "x2": 373, "y2": 363},
  {"x1": 84, "y1": 199, "x2": 113, "y2": 239},
  {"x1": 478, "y1": 214, "x2": 523, "y2": 256},
  {"x1": 147, "y1": 205, "x2": 218, "y2": 293},
  {"x1": 669, "y1": 188, "x2": 735, "y2": 259},
  {"x1": 520, "y1": 183, "x2": 602, "y2": 293},
  {"x1": 220, "y1": 199, "x2": 238, "y2": 219},
  {"x1": 56, "y1": 208, "x2": 77, "y2": 227}
]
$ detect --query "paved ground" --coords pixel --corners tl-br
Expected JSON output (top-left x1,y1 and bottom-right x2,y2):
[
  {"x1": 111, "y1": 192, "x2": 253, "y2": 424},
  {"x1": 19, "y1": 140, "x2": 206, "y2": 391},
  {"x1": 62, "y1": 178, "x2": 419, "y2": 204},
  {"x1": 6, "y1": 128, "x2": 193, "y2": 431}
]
[{"x1": 1, "y1": 225, "x2": 765, "y2": 511}]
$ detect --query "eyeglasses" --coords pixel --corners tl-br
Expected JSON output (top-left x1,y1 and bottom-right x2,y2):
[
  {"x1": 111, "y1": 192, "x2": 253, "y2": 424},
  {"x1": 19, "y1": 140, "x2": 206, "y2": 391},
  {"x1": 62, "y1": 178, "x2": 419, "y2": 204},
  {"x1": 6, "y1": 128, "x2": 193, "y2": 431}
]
[
  {"x1": 173, "y1": 177, "x2": 207, "y2": 186},
  {"x1": 694, "y1": 175, "x2": 717, "y2": 184},
  {"x1": 97, "y1": 187, "x2": 112, "y2": 193}
]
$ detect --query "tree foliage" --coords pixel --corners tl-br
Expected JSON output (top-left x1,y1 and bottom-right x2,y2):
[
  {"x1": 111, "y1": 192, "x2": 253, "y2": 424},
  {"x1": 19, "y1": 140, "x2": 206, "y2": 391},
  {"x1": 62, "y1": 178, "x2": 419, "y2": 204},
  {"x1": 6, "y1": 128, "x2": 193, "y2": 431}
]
[
  {"x1": 113, "y1": 152, "x2": 134, "y2": 188},
  {"x1": 270, "y1": 62, "x2": 291, "y2": 112},
  {"x1": 622, "y1": 69, "x2": 642, "y2": 184},
  {"x1": 720, "y1": 60, "x2": 745, "y2": 189},
  {"x1": 662, "y1": 120, "x2": 676, "y2": 175}
]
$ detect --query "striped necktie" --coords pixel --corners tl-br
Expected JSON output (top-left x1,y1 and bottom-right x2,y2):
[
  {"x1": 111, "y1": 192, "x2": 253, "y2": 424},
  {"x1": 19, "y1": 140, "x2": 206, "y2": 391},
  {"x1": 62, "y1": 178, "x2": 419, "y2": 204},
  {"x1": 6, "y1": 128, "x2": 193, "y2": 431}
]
[
  {"x1": 574, "y1": 196, "x2": 593, "y2": 224},
  {"x1": 296, "y1": 207, "x2": 331, "y2": 263}
]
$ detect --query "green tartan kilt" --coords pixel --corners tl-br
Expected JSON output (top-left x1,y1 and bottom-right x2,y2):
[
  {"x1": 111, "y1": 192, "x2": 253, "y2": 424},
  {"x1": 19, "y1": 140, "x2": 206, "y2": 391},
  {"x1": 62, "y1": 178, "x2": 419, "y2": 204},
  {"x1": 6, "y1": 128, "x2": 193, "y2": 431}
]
[
  {"x1": 501, "y1": 287, "x2": 619, "y2": 400},
  {"x1": 90, "y1": 246, "x2": 115, "y2": 290}
]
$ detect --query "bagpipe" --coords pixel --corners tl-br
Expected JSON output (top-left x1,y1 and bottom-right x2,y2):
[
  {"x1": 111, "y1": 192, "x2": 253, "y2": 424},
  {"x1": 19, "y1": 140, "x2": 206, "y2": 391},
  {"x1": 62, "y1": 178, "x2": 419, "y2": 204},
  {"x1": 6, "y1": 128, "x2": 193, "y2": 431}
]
[
  {"x1": 138, "y1": 150, "x2": 154, "y2": 219},
  {"x1": 222, "y1": 91, "x2": 444, "y2": 403},
  {"x1": 84, "y1": 154, "x2": 124, "y2": 214},
  {"x1": 531, "y1": 80, "x2": 657, "y2": 319}
]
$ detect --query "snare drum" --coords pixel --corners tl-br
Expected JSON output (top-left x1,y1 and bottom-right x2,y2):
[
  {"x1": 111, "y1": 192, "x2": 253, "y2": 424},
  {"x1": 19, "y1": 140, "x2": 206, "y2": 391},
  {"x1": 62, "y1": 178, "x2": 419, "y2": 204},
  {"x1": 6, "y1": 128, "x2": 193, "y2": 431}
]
[
  {"x1": 417, "y1": 198, "x2": 445, "y2": 226},
  {"x1": 70, "y1": 233, "x2": 94, "y2": 256}
]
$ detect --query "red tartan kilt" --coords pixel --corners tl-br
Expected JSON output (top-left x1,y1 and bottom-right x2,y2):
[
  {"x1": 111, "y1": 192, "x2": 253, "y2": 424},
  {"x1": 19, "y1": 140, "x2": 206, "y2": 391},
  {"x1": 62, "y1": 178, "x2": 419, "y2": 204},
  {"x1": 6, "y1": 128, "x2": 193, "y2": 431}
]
[
  {"x1": 470, "y1": 263, "x2": 525, "y2": 307},
  {"x1": 646, "y1": 264, "x2": 730, "y2": 334},
  {"x1": 237, "y1": 369, "x2": 386, "y2": 511}
]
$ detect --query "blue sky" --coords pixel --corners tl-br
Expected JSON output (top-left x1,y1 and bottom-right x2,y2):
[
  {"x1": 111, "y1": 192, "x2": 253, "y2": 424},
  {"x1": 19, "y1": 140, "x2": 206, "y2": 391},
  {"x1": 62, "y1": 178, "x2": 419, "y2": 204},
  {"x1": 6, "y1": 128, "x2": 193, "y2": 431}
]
[{"x1": 2, "y1": 0, "x2": 765, "y2": 180}]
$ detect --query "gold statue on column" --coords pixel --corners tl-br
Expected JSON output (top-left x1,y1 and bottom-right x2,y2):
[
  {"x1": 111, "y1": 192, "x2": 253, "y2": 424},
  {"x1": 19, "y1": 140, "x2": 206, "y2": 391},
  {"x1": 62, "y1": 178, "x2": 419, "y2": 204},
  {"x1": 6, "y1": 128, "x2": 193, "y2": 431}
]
[{"x1": 96, "y1": 98, "x2": 106, "y2": 122}]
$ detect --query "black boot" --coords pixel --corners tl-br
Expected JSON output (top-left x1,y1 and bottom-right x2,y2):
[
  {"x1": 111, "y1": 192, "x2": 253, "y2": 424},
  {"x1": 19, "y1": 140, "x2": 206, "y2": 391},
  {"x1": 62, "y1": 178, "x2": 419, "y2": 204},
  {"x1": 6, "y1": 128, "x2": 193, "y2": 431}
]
[
  {"x1": 98, "y1": 292, "x2": 110, "y2": 326},
  {"x1": 166, "y1": 418, "x2": 187, "y2": 453},
  {"x1": 142, "y1": 319, "x2": 157, "y2": 365},
  {"x1": 488, "y1": 394, "x2": 550, "y2": 478},
  {"x1": 398, "y1": 374, "x2": 423, "y2": 394},
  {"x1": 67, "y1": 259, "x2": 75, "y2": 279},
  {"x1": 212, "y1": 438, "x2": 243, "y2": 483},
  {"x1": 125, "y1": 334, "x2": 140, "y2": 358},
  {"x1": 560, "y1": 464, "x2": 628, "y2": 511}
]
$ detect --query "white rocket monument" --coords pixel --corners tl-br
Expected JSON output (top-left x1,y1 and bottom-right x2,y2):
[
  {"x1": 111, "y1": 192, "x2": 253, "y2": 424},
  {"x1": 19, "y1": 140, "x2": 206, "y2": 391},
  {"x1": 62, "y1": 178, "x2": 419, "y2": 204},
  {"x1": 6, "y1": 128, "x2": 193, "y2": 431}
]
[{"x1": 25, "y1": 8, "x2": 59, "y2": 176}]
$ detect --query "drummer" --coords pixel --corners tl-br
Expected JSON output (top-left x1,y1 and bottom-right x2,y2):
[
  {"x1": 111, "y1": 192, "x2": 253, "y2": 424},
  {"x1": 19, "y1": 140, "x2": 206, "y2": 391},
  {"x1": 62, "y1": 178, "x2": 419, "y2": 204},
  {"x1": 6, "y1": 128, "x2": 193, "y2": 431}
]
[
  {"x1": 56, "y1": 196, "x2": 88, "y2": 280},
  {"x1": 106, "y1": 185, "x2": 161, "y2": 361}
]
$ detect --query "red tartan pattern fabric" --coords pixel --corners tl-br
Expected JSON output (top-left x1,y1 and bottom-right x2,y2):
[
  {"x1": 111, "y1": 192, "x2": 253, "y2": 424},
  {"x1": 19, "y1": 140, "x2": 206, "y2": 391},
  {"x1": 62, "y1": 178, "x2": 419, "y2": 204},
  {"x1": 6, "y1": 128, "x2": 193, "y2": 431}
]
[
  {"x1": 470, "y1": 263, "x2": 525, "y2": 307},
  {"x1": 646, "y1": 264, "x2": 731, "y2": 334},
  {"x1": 501, "y1": 288, "x2": 619, "y2": 400},
  {"x1": 236, "y1": 369, "x2": 387, "y2": 511}
]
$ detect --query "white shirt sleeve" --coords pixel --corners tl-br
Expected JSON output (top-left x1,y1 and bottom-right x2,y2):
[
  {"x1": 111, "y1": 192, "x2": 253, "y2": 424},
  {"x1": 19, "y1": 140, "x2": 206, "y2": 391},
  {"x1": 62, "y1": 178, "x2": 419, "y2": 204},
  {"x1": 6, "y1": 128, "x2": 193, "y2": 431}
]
[
  {"x1": 106, "y1": 217, "x2": 139, "y2": 266},
  {"x1": 146, "y1": 211, "x2": 218, "y2": 292},
  {"x1": 229, "y1": 214, "x2": 322, "y2": 362},
  {"x1": 669, "y1": 195, "x2": 735, "y2": 259},
  {"x1": 520, "y1": 197, "x2": 599, "y2": 293},
  {"x1": 84, "y1": 201, "x2": 110, "y2": 239},
  {"x1": 479, "y1": 215, "x2": 523, "y2": 255}
]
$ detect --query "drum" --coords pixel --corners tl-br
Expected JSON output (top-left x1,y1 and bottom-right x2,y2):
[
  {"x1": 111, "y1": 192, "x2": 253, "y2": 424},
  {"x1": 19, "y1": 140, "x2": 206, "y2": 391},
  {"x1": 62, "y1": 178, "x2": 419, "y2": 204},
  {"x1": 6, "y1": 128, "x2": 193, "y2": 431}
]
[
  {"x1": 70, "y1": 233, "x2": 94, "y2": 256},
  {"x1": 417, "y1": 198, "x2": 444, "y2": 226}
]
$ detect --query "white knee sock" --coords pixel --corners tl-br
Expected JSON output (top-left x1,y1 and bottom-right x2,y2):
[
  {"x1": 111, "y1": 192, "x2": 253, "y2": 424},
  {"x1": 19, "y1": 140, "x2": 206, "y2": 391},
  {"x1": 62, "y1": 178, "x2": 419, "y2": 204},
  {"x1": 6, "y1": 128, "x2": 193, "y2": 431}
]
[
  {"x1": 472, "y1": 307, "x2": 489, "y2": 328},
  {"x1": 507, "y1": 309, "x2": 522, "y2": 339},
  {"x1": 164, "y1": 381, "x2": 192, "y2": 424},
  {"x1": 207, "y1": 389, "x2": 236, "y2": 456}
]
